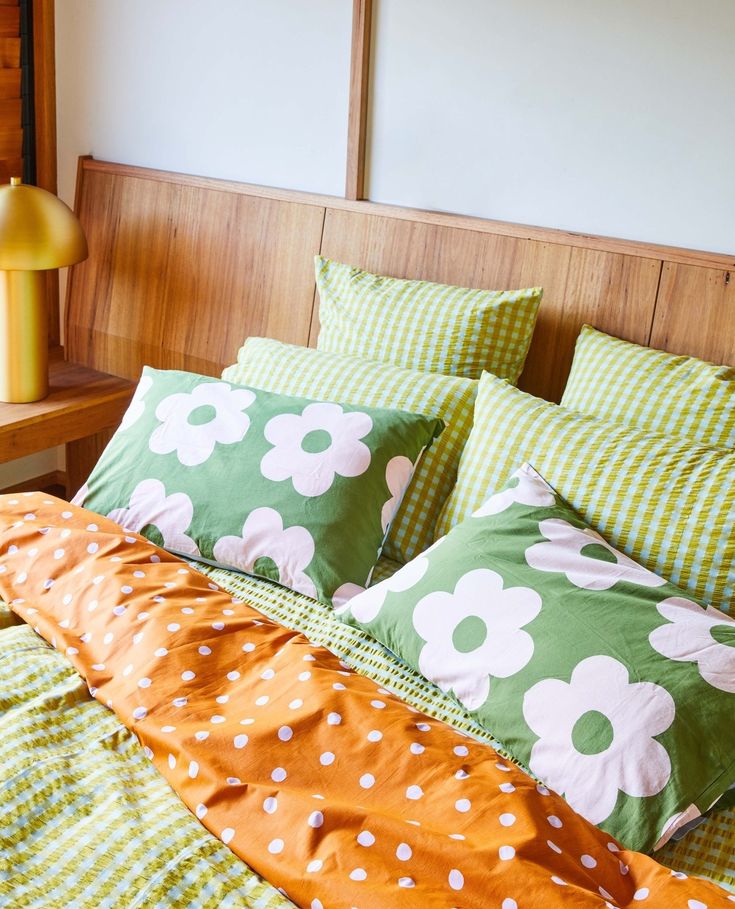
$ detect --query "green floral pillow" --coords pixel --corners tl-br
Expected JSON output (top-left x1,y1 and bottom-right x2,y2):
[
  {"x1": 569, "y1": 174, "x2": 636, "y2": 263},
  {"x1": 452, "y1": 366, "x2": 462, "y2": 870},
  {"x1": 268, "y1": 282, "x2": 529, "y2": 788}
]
[
  {"x1": 74, "y1": 367, "x2": 443, "y2": 605},
  {"x1": 337, "y1": 463, "x2": 735, "y2": 853}
]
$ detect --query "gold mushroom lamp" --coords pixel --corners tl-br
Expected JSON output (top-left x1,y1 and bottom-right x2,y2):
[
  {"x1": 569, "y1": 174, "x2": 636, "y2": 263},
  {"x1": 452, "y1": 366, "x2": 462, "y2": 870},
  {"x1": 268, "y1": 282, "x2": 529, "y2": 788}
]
[{"x1": 0, "y1": 177, "x2": 88, "y2": 403}]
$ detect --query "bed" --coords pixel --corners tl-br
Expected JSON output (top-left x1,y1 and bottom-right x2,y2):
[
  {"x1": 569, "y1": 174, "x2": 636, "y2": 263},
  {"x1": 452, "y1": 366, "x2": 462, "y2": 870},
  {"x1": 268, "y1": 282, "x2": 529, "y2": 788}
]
[{"x1": 1, "y1": 157, "x2": 734, "y2": 908}]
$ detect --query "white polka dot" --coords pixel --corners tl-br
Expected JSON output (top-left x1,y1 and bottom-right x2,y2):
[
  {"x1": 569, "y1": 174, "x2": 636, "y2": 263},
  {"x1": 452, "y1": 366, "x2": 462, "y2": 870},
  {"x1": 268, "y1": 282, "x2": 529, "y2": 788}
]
[
  {"x1": 212, "y1": 621, "x2": 225, "y2": 631},
  {"x1": 448, "y1": 833, "x2": 465, "y2": 840},
  {"x1": 181, "y1": 606, "x2": 193, "y2": 614},
  {"x1": 142, "y1": 746, "x2": 153, "y2": 759},
  {"x1": 448, "y1": 869, "x2": 464, "y2": 890},
  {"x1": 278, "y1": 725, "x2": 293, "y2": 742},
  {"x1": 349, "y1": 868, "x2": 367, "y2": 881},
  {"x1": 62, "y1": 593, "x2": 73, "y2": 606},
  {"x1": 332, "y1": 682, "x2": 346, "y2": 691},
  {"x1": 134, "y1": 570, "x2": 145, "y2": 578},
  {"x1": 551, "y1": 875, "x2": 566, "y2": 886},
  {"x1": 87, "y1": 542, "x2": 99, "y2": 554},
  {"x1": 398, "y1": 877, "x2": 415, "y2": 888},
  {"x1": 327, "y1": 712, "x2": 341, "y2": 725},
  {"x1": 289, "y1": 698, "x2": 303, "y2": 709},
  {"x1": 268, "y1": 838, "x2": 284, "y2": 855},
  {"x1": 547, "y1": 815, "x2": 563, "y2": 828},
  {"x1": 167, "y1": 623, "x2": 180, "y2": 632},
  {"x1": 499, "y1": 782, "x2": 515, "y2": 793},
  {"x1": 242, "y1": 642, "x2": 255, "y2": 653},
  {"x1": 161, "y1": 725, "x2": 175, "y2": 733},
  {"x1": 359, "y1": 773, "x2": 375, "y2": 789},
  {"x1": 687, "y1": 902, "x2": 707, "y2": 909},
  {"x1": 260, "y1": 668, "x2": 276, "y2": 680},
  {"x1": 455, "y1": 798, "x2": 471, "y2": 813},
  {"x1": 181, "y1": 670, "x2": 195, "y2": 681},
  {"x1": 227, "y1": 670, "x2": 241, "y2": 681},
  {"x1": 396, "y1": 843, "x2": 412, "y2": 861},
  {"x1": 599, "y1": 889, "x2": 614, "y2": 902},
  {"x1": 112, "y1": 606, "x2": 126, "y2": 617},
  {"x1": 234, "y1": 734, "x2": 248, "y2": 748},
  {"x1": 499, "y1": 813, "x2": 516, "y2": 827},
  {"x1": 132, "y1": 632, "x2": 144, "y2": 645},
  {"x1": 91, "y1": 663, "x2": 105, "y2": 671},
  {"x1": 122, "y1": 664, "x2": 134, "y2": 677},
  {"x1": 547, "y1": 840, "x2": 562, "y2": 854},
  {"x1": 86, "y1": 523, "x2": 98, "y2": 532},
  {"x1": 210, "y1": 714, "x2": 225, "y2": 723},
  {"x1": 263, "y1": 797, "x2": 278, "y2": 814},
  {"x1": 66, "y1": 647, "x2": 79, "y2": 656},
  {"x1": 633, "y1": 889, "x2": 649, "y2": 901},
  {"x1": 240, "y1": 718, "x2": 255, "y2": 725},
  {"x1": 132, "y1": 706, "x2": 147, "y2": 720},
  {"x1": 499, "y1": 846, "x2": 516, "y2": 861},
  {"x1": 222, "y1": 828, "x2": 235, "y2": 845},
  {"x1": 188, "y1": 761, "x2": 199, "y2": 779},
  {"x1": 308, "y1": 811, "x2": 324, "y2": 828},
  {"x1": 194, "y1": 730, "x2": 209, "y2": 741},
  {"x1": 121, "y1": 585, "x2": 133, "y2": 595},
  {"x1": 502, "y1": 900, "x2": 518, "y2": 909},
  {"x1": 453, "y1": 745, "x2": 469, "y2": 757},
  {"x1": 216, "y1": 695, "x2": 229, "y2": 704},
  {"x1": 367, "y1": 730, "x2": 383, "y2": 742},
  {"x1": 195, "y1": 803, "x2": 207, "y2": 819},
  {"x1": 406, "y1": 785, "x2": 423, "y2": 800},
  {"x1": 198, "y1": 645, "x2": 211, "y2": 655},
  {"x1": 138, "y1": 677, "x2": 151, "y2": 688},
  {"x1": 619, "y1": 861, "x2": 629, "y2": 876},
  {"x1": 168, "y1": 754, "x2": 176, "y2": 769},
  {"x1": 298, "y1": 671, "x2": 311, "y2": 681},
  {"x1": 306, "y1": 860, "x2": 323, "y2": 873},
  {"x1": 607, "y1": 842, "x2": 620, "y2": 852},
  {"x1": 320, "y1": 751, "x2": 335, "y2": 766},
  {"x1": 371, "y1": 699, "x2": 386, "y2": 710},
  {"x1": 272, "y1": 767, "x2": 287, "y2": 782},
  {"x1": 410, "y1": 743, "x2": 425, "y2": 755},
  {"x1": 154, "y1": 647, "x2": 168, "y2": 657},
  {"x1": 255, "y1": 695, "x2": 269, "y2": 706},
  {"x1": 416, "y1": 722, "x2": 430, "y2": 732},
  {"x1": 581, "y1": 854, "x2": 597, "y2": 869},
  {"x1": 536, "y1": 783, "x2": 550, "y2": 794}
]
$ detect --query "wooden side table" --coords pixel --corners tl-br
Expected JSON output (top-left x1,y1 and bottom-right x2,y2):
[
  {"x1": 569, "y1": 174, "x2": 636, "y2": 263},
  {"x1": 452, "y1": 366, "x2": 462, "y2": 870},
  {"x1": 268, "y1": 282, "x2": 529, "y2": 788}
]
[{"x1": 0, "y1": 347, "x2": 134, "y2": 498}]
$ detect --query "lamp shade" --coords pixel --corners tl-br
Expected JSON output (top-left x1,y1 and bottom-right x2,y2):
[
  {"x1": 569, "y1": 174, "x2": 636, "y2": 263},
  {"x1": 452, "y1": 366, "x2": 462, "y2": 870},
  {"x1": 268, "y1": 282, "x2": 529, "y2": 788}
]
[{"x1": 0, "y1": 177, "x2": 88, "y2": 270}]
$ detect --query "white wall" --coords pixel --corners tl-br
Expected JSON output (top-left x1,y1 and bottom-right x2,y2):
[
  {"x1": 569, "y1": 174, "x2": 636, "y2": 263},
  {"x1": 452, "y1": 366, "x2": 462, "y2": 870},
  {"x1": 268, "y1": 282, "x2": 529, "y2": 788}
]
[
  {"x1": 55, "y1": 0, "x2": 352, "y2": 207},
  {"x1": 368, "y1": 0, "x2": 735, "y2": 253}
]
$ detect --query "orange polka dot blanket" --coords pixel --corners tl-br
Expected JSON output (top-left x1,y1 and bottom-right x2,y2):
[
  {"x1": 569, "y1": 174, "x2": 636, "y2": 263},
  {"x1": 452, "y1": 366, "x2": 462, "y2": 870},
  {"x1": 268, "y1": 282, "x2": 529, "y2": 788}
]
[{"x1": 0, "y1": 493, "x2": 730, "y2": 909}]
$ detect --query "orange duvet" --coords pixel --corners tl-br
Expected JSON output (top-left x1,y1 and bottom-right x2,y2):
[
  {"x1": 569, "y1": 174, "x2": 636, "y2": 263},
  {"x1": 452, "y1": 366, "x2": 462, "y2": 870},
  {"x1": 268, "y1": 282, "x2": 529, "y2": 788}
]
[{"x1": 0, "y1": 493, "x2": 731, "y2": 909}]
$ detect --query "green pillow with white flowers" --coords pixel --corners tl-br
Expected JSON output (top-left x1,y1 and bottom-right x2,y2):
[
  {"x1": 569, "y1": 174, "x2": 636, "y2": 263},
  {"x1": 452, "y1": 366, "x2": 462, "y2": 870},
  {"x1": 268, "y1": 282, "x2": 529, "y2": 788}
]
[
  {"x1": 337, "y1": 462, "x2": 735, "y2": 853},
  {"x1": 75, "y1": 367, "x2": 442, "y2": 605}
]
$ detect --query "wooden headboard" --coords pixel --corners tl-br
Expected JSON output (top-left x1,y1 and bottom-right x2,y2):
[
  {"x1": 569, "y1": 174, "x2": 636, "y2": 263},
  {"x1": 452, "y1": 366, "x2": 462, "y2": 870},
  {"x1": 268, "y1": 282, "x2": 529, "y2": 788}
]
[{"x1": 66, "y1": 158, "x2": 735, "y2": 403}]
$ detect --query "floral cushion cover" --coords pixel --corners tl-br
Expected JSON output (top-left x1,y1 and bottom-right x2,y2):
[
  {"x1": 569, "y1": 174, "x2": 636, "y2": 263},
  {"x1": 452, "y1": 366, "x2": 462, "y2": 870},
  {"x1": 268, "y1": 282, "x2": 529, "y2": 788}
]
[
  {"x1": 337, "y1": 463, "x2": 735, "y2": 853},
  {"x1": 75, "y1": 367, "x2": 442, "y2": 605}
]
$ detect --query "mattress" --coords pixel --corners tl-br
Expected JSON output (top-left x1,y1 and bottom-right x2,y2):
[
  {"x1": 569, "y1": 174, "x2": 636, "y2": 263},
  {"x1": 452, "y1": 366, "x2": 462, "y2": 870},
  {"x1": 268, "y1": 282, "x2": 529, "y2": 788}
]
[{"x1": 1, "y1": 552, "x2": 733, "y2": 907}]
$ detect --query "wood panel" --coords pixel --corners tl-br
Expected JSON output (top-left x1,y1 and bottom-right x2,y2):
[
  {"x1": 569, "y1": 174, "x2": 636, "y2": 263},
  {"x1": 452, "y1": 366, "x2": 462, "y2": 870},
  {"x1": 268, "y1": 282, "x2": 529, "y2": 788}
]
[
  {"x1": 0, "y1": 67, "x2": 19, "y2": 98},
  {"x1": 0, "y1": 36, "x2": 19, "y2": 65},
  {"x1": 345, "y1": 0, "x2": 372, "y2": 201},
  {"x1": 0, "y1": 4, "x2": 18, "y2": 34},
  {"x1": 66, "y1": 430, "x2": 114, "y2": 498},
  {"x1": 66, "y1": 166, "x2": 327, "y2": 380},
  {"x1": 649, "y1": 263, "x2": 735, "y2": 366},
  {"x1": 317, "y1": 208, "x2": 662, "y2": 401}
]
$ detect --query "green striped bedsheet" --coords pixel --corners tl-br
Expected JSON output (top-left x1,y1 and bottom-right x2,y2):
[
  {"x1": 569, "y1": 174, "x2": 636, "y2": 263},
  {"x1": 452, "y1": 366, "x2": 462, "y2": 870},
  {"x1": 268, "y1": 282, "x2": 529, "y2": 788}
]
[{"x1": 0, "y1": 604, "x2": 293, "y2": 909}]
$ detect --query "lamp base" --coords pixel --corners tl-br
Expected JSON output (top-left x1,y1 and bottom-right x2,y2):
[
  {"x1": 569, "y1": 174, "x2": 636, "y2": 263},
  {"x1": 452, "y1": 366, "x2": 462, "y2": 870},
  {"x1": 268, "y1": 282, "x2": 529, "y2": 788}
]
[{"x1": 0, "y1": 270, "x2": 48, "y2": 403}]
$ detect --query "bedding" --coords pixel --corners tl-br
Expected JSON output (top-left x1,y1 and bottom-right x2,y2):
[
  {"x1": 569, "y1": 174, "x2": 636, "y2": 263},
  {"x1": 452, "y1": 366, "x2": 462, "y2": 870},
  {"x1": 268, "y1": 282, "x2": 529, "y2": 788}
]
[
  {"x1": 223, "y1": 338, "x2": 477, "y2": 566},
  {"x1": 73, "y1": 367, "x2": 441, "y2": 605},
  {"x1": 338, "y1": 463, "x2": 735, "y2": 853},
  {"x1": 0, "y1": 493, "x2": 733, "y2": 908},
  {"x1": 561, "y1": 325, "x2": 735, "y2": 447},
  {"x1": 315, "y1": 256, "x2": 543, "y2": 382},
  {"x1": 437, "y1": 371, "x2": 735, "y2": 614}
]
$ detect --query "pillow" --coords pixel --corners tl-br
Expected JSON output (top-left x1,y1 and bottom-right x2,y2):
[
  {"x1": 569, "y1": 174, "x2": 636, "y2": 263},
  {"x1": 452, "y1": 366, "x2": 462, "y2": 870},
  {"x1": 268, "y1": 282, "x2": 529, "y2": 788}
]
[
  {"x1": 223, "y1": 338, "x2": 477, "y2": 568},
  {"x1": 437, "y1": 372, "x2": 735, "y2": 614},
  {"x1": 338, "y1": 463, "x2": 735, "y2": 853},
  {"x1": 74, "y1": 367, "x2": 442, "y2": 606},
  {"x1": 561, "y1": 324, "x2": 735, "y2": 448},
  {"x1": 315, "y1": 256, "x2": 543, "y2": 382}
]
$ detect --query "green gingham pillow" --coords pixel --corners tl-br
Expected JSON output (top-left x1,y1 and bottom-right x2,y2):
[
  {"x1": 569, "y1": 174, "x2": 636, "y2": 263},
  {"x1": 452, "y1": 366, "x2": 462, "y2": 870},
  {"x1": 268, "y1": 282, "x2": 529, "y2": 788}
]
[
  {"x1": 223, "y1": 338, "x2": 477, "y2": 567},
  {"x1": 437, "y1": 371, "x2": 735, "y2": 613},
  {"x1": 561, "y1": 325, "x2": 735, "y2": 448},
  {"x1": 76, "y1": 368, "x2": 442, "y2": 606},
  {"x1": 315, "y1": 256, "x2": 543, "y2": 382}
]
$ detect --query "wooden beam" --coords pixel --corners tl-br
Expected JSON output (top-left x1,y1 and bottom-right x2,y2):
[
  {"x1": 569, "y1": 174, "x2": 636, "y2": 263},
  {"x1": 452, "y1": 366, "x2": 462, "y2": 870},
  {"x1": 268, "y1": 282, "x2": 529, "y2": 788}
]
[{"x1": 345, "y1": 0, "x2": 372, "y2": 201}]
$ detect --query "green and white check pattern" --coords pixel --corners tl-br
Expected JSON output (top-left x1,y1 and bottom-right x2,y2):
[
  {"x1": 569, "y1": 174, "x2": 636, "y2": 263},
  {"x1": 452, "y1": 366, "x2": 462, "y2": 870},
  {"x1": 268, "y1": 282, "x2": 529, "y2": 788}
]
[
  {"x1": 437, "y1": 372, "x2": 735, "y2": 613},
  {"x1": 315, "y1": 256, "x2": 543, "y2": 383},
  {"x1": 561, "y1": 325, "x2": 735, "y2": 448},
  {"x1": 0, "y1": 609, "x2": 291, "y2": 909},
  {"x1": 224, "y1": 338, "x2": 477, "y2": 564}
]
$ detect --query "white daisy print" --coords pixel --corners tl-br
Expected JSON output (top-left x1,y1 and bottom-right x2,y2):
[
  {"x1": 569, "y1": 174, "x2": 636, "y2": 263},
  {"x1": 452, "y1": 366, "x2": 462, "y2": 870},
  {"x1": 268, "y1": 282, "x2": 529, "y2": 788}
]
[
  {"x1": 381, "y1": 455, "x2": 415, "y2": 532},
  {"x1": 336, "y1": 555, "x2": 430, "y2": 620},
  {"x1": 523, "y1": 655, "x2": 674, "y2": 825},
  {"x1": 120, "y1": 373, "x2": 154, "y2": 431},
  {"x1": 525, "y1": 518, "x2": 667, "y2": 591},
  {"x1": 261, "y1": 402, "x2": 372, "y2": 497},
  {"x1": 213, "y1": 507, "x2": 317, "y2": 600},
  {"x1": 473, "y1": 463, "x2": 555, "y2": 517},
  {"x1": 649, "y1": 596, "x2": 735, "y2": 693},
  {"x1": 107, "y1": 478, "x2": 200, "y2": 556},
  {"x1": 412, "y1": 568, "x2": 541, "y2": 710},
  {"x1": 149, "y1": 382, "x2": 255, "y2": 467}
]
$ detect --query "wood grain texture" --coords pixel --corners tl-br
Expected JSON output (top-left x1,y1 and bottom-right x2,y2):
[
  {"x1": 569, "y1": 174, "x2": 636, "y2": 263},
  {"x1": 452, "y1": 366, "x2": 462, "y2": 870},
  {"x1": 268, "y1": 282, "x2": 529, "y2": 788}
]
[
  {"x1": 66, "y1": 166, "x2": 326, "y2": 380},
  {"x1": 649, "y1": 263, "x2": 735, "y2": 365},
  {"x1": 0, "y1": 5, "x2": 18, "y2": 35},
  {"x1": 0, "y1": 348, "x2": 133, "y2": 463},
  {"x1": 0, "y1": 36, "x2": 19, "y2": 66},
  {"x1": 345, "y1": 0, "x2": 372, "y2": 201},
  {"x1": 66, "y1": 430, "x2": 113, "y2": 498},
  {"x1": 0, "y1": 68, "x2": 20, "y2": 99}
]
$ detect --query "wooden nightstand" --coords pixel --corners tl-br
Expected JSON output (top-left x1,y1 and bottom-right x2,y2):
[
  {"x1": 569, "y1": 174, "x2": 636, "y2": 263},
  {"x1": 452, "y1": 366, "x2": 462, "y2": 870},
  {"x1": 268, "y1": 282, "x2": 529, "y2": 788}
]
[{"x1": 0, "y1": 347, "x2": 134, "y2": 498}]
